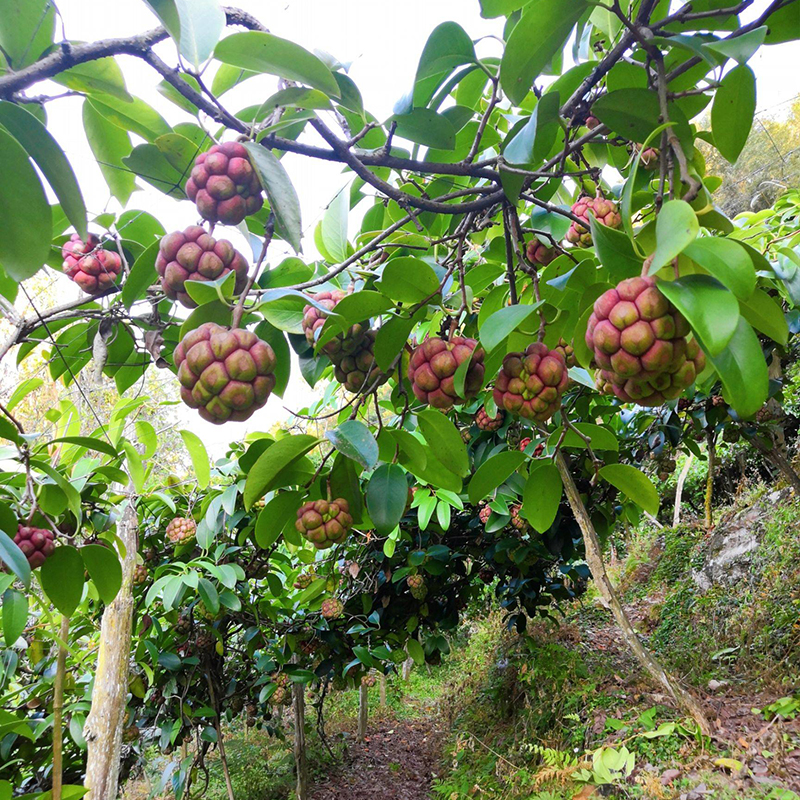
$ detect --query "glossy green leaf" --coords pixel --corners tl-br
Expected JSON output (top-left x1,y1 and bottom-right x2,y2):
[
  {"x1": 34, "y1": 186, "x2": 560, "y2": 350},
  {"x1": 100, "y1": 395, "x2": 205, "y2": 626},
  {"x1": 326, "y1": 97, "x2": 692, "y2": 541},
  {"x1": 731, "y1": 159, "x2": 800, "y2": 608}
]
[
  {"x1": 547, "y1": 422, "x2": 619, "y2": 452},
  {"x1": 0, "y1": 126, "x2": 51, "y2": 282},
  {"x1": 711, "y1": 64, "x2": 755, "y2": 163},
  {"x1": 413, "y1": 21, "x2": 476, "y2": 107},
  {"x1": 122, "y1": 143, "x2": 187, "y2": 198},
  {"x1": 41, "y1": 436, "x2": 119, "y2": 459},
  {"x1": 648, "y1": 200, "x2": 699, "y2": 271},
  {"x1": 366, "y1": 464, "x2": 408, "y2": 536},
  {"x1": 0, "y1": 529, "x2": 30, "y2": 588},
  {"x1": 522, "y1": 462, "x2": 562, "y2": 532},
  {"x1": 82, "y1": 100, "x2": 135, "y2": 204},
  {"x1": 738, "y1": 289, "x2": 788, "y2": 346},
  {"x1": 88, "y1": 95, "x2": 171, "y2": 142},
  {"x1": 0, "y1": 102, "x2": 87, "y2": 239},
  {"x1": 320, "y1": 187, "x2": 349, "y2": 263},
  {"x1": 704, "y1": 26, "x2": 766, "y2": 63},
  {"x1": 214, "y1": 32, "x2": 340, "y2": 97},
  {"x1": 500, "y1": 0, "x2": 588, "y2": 106},
  {"x1": 7, "y1": 377, "x2": 43, "y2": 412},
  {"x1": 416, "y1": 410, "x2": 469, "y2": 477},
  {"x1": 120, "y1": 440, "x2": 144, "y2": 493},
  {"x1": 39, "y1": 546, "x2": 84, "y2": 617},
  {"x1": 705, "y1": 317, "x2": 768, "y2": 417},
  {"x1": 255, "y1": 491, "x2": 301, "y2": 549},
  {"x1": 592, "y1": 88, "x2": 661, "y2": 142},
  {"x1": 374, "y1": 315, "x2": 417, "y2": 372},
  {"x1": 243, "y1": 142, "x2": 303, "y2": 253},
  {"x1": 254, "y1": 321, "x2": 290, "y2": 398},
  {"x1": 53, "y1": 57, "x2": 132, "y2": 101},
  {"x1": 81, "y1": 544, "x2": 122, "y2": 605},
  {"x1": 0, "y1": 0, "x2": 55, "y2": 68},
  {"x1": 2, "y1": 589, "x2": 27, "y2": 646},
  {"x1": 406, "y1": 638, "x2": 425, "y2": 665},
  {"x1": 599, "y1": 464, "x2": 659, "y2": 516},
  {"x1": 503, "y1": 92, "x2": 560, "y2": 165},
  {"x1": 244, "y1": 435, "x2": 320, "y2": 508},
  {"x1": 326, "y1": 420, "x2": 379, "y2": 470},
  {"x1": 377, "y1": 257, "x2": 440, "y2": 303},
  {"x1": 684, "y1": 237, "x2": 755, "y2": 299},
  {"x1": 467, "y1": 451, "x2": 525, "y2": 505},
  {"x1": 121, "y1": 241, "x2": 159, "y2": 309},
  {"x1": 658, "y1": 275, "x2": 739, "y2": 357},
  {"x1": 590, "y1": 218, "x2": 642, "y2": 282},
  {"x1": 143, "y1": 0, "x2": 225, "y2": 69},
  {"x1": 180, "y1": 430, "x2": 210, "y2": 489},
  {"x1": 390, "y1": 109, "x2": 456, "y2": 150},
  {"x1": 479, "y1": 304, "x2": 539, "y2": 353}
]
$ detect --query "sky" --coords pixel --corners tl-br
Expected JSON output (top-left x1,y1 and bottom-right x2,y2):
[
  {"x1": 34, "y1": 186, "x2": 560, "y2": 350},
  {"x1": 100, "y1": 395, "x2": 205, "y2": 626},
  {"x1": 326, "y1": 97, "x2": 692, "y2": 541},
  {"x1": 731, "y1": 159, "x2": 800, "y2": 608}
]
[{"x1": 18, "y1": 0, "x2": 800, "y2": 455}]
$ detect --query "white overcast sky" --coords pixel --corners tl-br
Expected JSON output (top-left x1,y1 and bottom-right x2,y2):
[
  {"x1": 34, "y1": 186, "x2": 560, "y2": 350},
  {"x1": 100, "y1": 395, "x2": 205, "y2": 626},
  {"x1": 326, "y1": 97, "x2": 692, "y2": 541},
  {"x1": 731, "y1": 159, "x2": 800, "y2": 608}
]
[{"x1": 23, "y1": 0, "x2": 800, "y2": 455}]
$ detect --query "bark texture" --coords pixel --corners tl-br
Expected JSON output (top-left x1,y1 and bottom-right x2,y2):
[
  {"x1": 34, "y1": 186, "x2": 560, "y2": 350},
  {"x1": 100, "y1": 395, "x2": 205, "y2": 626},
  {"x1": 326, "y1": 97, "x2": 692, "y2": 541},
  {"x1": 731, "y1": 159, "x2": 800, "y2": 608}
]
[
  {"x1": 293, "y1": 678, "x2": 309, "y2": 799},
  {"x1": 673, "y1": 453, "x2": 694, "y2": 527},
  {"x1": 358, "y1": 683, "x2": 369, "y2": 741}
]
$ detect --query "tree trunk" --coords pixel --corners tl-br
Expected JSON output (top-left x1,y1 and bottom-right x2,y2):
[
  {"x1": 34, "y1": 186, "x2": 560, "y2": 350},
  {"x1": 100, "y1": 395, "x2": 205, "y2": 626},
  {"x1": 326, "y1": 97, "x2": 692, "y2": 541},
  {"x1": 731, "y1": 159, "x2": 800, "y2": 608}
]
[
  {"x1": 401, "y1": 657, "x2": 413, "y2": 682},
  {"x1": 52, "y1": 615, "x2": 70, "y2": 800},
  {"x1": 705, "y1": 433, "x2": 716, "y2": 529},
  {"x1": 84, "y1": 495, "x2": 138, "y2": 800},
  {"x1": 357, "y1": 683, "x2": 368, "y2": 741},
  {"x1": 673, "y1": 453, "x2": 694, "y2": 527},
  {"x1": 555, "y1": 452, "x2": 711, "y2": 734},
  {"x1": 750, "y1": 436, "x2": 800, "y2": 494},
  {"x1": 293, "y1": 678, "x2": 308, "y2": 800},
  {"x1": 379, "y1": 673, "x2": 387, "y2": 708},
  {"x1": 206, "y1": 673, "x2": 235, "y2": 800}
]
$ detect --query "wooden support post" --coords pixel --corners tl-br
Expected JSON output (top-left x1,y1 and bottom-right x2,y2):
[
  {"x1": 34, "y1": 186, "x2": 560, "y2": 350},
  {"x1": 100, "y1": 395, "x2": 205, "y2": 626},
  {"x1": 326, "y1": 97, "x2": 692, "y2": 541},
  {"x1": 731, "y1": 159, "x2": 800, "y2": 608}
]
[
  {"x1": 379, "y1": 673, "x2": 387, "y2": 708},
  {"x1": 357, "y1": 683, "x2": 368, "y2": 741}
]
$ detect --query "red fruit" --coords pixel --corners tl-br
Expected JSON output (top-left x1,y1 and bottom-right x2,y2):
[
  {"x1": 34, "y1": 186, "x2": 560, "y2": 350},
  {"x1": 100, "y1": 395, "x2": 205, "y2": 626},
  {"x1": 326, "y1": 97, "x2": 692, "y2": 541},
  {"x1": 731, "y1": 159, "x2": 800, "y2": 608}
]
[
  {"x1": 586, "y1": 276, "x2": 705, "y2": 406},
  {"x1": 61, "y1": 234, "x2": 122, "y2": 294},
  {"x1": 585, "y1": 115, "x2": 600, "y2": 130},
  {"x1": 479, "y1": 505, "x2": 491, "y2": 525},
  {"x1": 510, "y1": 505, "x2": 529, "y2": 532},
  {"x1": 408, "y1": 337, "x2": 486, "y2": 409},
  {"x1": 639, "y1": 147, "x2": 660, "y2": 170},
  {"x1": 321, "y1": 597, "x2": 343, "y2": 620},
  {"x1": 475, "y1": 407, "x2": 504, "y2": 432},
  {"x1": 519, "y1": 437, "x2": 532, "y2": 452},
  {"x1": 156, "y1": 227, "x2": 248, "y2": 308},
  {"x1": 166, "y1": 517, "x2": 196, "y2": 546},
  {"x1": 493, "y1": 342, "x2": 569, "y2": 422},
  {"x1": 185, "y1": 142, "x2": 263, "y2": 225},
  {"x1": 174, "y1": 322, "x2": 277, "y2": 423},
  {"x1": 565, "y1": 196, "x2": 622, "y2": 247},
  {"x1": 533, "y1": 443, "x2": 544, "y2": 457},
  {"x1": 14, "y1": 525, "x2": 55, "y2": 568},
  {"x1": 526, "y1": 239, "x2": 557, "y2": 266},
  {"x1": 302, "y1": 290, "x2": 367, "y2": 359},
  {"x1": 295, "y1": 498, "x2": 353, "y2": 550},
  {"x1": 331, "y1": 330, "x2": 387, "y2": 393}
]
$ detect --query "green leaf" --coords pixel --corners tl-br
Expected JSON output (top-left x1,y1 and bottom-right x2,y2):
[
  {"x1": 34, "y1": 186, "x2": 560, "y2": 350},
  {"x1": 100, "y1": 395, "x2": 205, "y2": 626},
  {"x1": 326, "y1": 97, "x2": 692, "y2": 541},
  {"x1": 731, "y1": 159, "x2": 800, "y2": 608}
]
[
  {"x1": 82, "y1": 100, "x2": 135, "y2": 204},
  {"x1": 184, "y1": 270, "x2": 237, "y2": 307},
  {"x1": 260, "y1": 257, "x2": 312, "y2": 289},
  {"x1": 353, "y1": 645, "x2": 375, "y2": 668},
  {"x1": 320, "y1": 187, "x2": 349, "y2": 263},
  {"x1": 547, "y1": 422, "x2": 619, "y2": 452},
  {"x1": 0, "y1": 0, "x2": 55, "y2": 68},
  {"x1": 479, "y1": 304, "x2": 539, "y2": 353},
  {"x1": 121, "y1": 241, "x2": 159, "y2": 309},
  {"x1": 406, "y1": 638, "x2": 425, "y2": 665},
  {"x1": 41, "y1": 436, "x2": 119, "y2": 459},
  {"x1": 503, "y1": 92, "x2": 560, "y2": 166},
  {"x1": 211, "y1": 63, "x2": 257, "y2": 96},
  {"x1": 244, "y1": 435, "x2": 320, "y2": 508},
  {"x1": 598, "y1": 464, "x2": 659, "y2": 516},
  {"x1": 197, "y1": 577, "x2": 219, "y2": 614},
  {"x1": 180, "y1": 430, "x2": 210, "y2": 489},
  {"x1": 738, "y1": 289, "x2": 788, "y2": 346},
  {"x1": 0, "y1": 102, "x2": 87, "y2": 239},
  {"x1": 522, "y1": 463, "x2": 562, "y2": 532},
  {"x1": 377, "y1": 257, "x2": 440, "y2": 303},
  {"x1": 255, "y1": 491, "x2": 300, "y2": 549},
  {"x1": 374, "y1": 315, "x2": 417, "y2": 372},
  {"x1": 705, "y1": 317, "x2": 768, "y2": 418},
  {"x1": 390, "y1": 109, "x2": 456, "y2": 150},
  {"x1": 467, "y1": 451, "x2": 525, "y2": 505},
  {"x1": 254, "y1": 321, "x2": 290, "y2": 398},
  {"x1": 684, "y1": 237, "x2": 755, "y2": 300},
  {"x1": 648, "y1": 200, "x2": 699, "y2": 271},
  {"x1": 143, "y1": 0, "x2": 225, "y2": 69},
  {"x1": 500, "y1": 0, "x2": 588, "y2": 106},
  {"x1": 243, "y1": 142, "x2": 303, "y2": 253},
  {"x1": 416, "y1": 409, "x2": 469, "y2": 478},
  {"x1": 214, "y1": 32, "x2": 340, "y2": 97},
  {"x1": 366, "y1": 464, "x2": 408, "y2": 536},
  {"x1": 2, "y1": 589, "x2": 27, "y2": 646},
  {"x1": 120, "y1": 440, "x2": 144, "y2": 493},
  {"x1": 122, "y1": 143, "x2": 187, "y2": 198},
  {"x1": 88, "y1": 95, "x2": 171, "y2": 142},
  {"x1": 412, "y1": 21, "x2": 476, "y2": 107},
  {"x1": 0, "y1": 523, "x2": 31, "y2": 588},
  {"x1": 0, "y1": 126, "x2": 51, "y2": 282},
  {"x1": 658, "y1": 275, "x2": 739, "y2": 357},
  {"x1": 7, "y1": 377, "x2": 43, "y2": 412},
  {"x1": 711, "y1": 64, "x2": 755, "y2": 163},
  {"x1": 590, "y1": 219, "x2": 642, "y2": 282},
  {"x1": 592, "y1": 88, "x2": 661, "y2": 142},
  {"x1": 53, "y1": 57, "x2": 132, "y2": 101},
  {"x1": 81, "y1": 544, "x2": 122, "y2": 605},
  {"x1": 326, "y1": 420, "x2": 379, "y2": 470},
  {"x1": 180, "y1": 299, "x2": 231, "y2": 339},
  {"x1": 39, "y1": 546, "x2": 84, "y2": 617},
  {"x1": 704, "y1": 26, "x2": 766, "y2": 63}
]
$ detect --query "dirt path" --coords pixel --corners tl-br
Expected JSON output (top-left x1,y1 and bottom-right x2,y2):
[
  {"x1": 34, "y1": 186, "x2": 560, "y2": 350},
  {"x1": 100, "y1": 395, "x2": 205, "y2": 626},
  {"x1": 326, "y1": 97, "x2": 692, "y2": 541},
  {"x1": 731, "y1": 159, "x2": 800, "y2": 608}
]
[{"x1": 308, "y1": 719, "x2": 442, "y2": 800}]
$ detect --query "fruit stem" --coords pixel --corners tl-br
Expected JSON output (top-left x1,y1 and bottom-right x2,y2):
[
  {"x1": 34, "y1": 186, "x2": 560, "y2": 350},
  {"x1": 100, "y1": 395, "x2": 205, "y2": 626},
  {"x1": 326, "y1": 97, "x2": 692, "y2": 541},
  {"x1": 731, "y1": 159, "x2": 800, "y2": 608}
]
[{"x1": 231, "y1": 212, "x2": 275, "y2": 329}]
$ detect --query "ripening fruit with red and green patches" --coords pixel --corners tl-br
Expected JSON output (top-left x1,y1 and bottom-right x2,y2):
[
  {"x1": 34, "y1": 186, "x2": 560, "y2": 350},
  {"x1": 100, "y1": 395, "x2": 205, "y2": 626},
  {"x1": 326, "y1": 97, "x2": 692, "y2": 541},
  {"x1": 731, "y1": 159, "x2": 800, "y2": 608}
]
[
  {"x1": 586, "y1": 276, "x2": 705, "y2": 406},
  {"x1": 639, "y1": 146, "x2": 660, "y2": 170},
  {"x1": 321, "y1": 597, "x2": 343, "y2": 620},
  {"x1": 475, "y1": 407, "x2": 504, "y2": 432},
  {"x1": 301, "y1": 290, "x2": 367, "y2": 359},
  {"x1": 294, "y1": 572, "x2": 314, "y2": 589},
  {"x1": 526, "y1": 238, "x2": 557, "y2": 266},
  {"x1": 62, "y1": 234, "x2": 122, "y2": 294},
  {"x1": 565, "y1": 196, "x2": 622, "y2": 247},
  {"x1": 408, "y1": 337, "x2": 486, "y2": 409},
  {"x1": 174, "y1": 322, "x2": 276, "y2": 423},
  {"x1": 555, "y1": 338, "x2": 576, "y2": 368},
  {"x1": 331, "y1": 330, "x2": 387, "y2": 393},
  {"x1": 14, "y1": 525, "x2": 55, "y2": 568},
  {"x1": 407, "y1": 574, "x2": 427, "y2": 600},
  {"x1": 479, "y1": 505, "x2": 491, "y2": 525},
  {"x1": 361, "y1": 674, "x2": 377, "y2": 688},
  {"x1": 510, "y1": 505, "x2": 529, "y2": 532},
  {"x1": 133, "y1": 564, "x2": 148, "y2": 586},
  {"x1": 156, "y1": 227, "x2": 248, "y2": 308},
  {"x1": 186, "y1": 142, "x2": 263, "y2": 225},
  {"x1": 493, "y1": 342, "x2": 569, "y2": 422},
  {"x1": 166, "y1": 517, "x2": 196, "y2": 546},
  {"x1": 295, "y1": 498, "x2": 352, "y2": 550}
]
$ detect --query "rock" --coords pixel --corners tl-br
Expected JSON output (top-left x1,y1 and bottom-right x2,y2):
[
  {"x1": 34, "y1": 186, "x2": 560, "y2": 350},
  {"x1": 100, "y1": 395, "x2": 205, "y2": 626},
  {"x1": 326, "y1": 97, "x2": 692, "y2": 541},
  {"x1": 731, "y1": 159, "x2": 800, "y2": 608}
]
[
  {"x1": 707, "y1": 679, "x2": 728, "y2": 692},
  {"x1": 661, "y1": 769, "x2": 681, "y2": 785}
]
